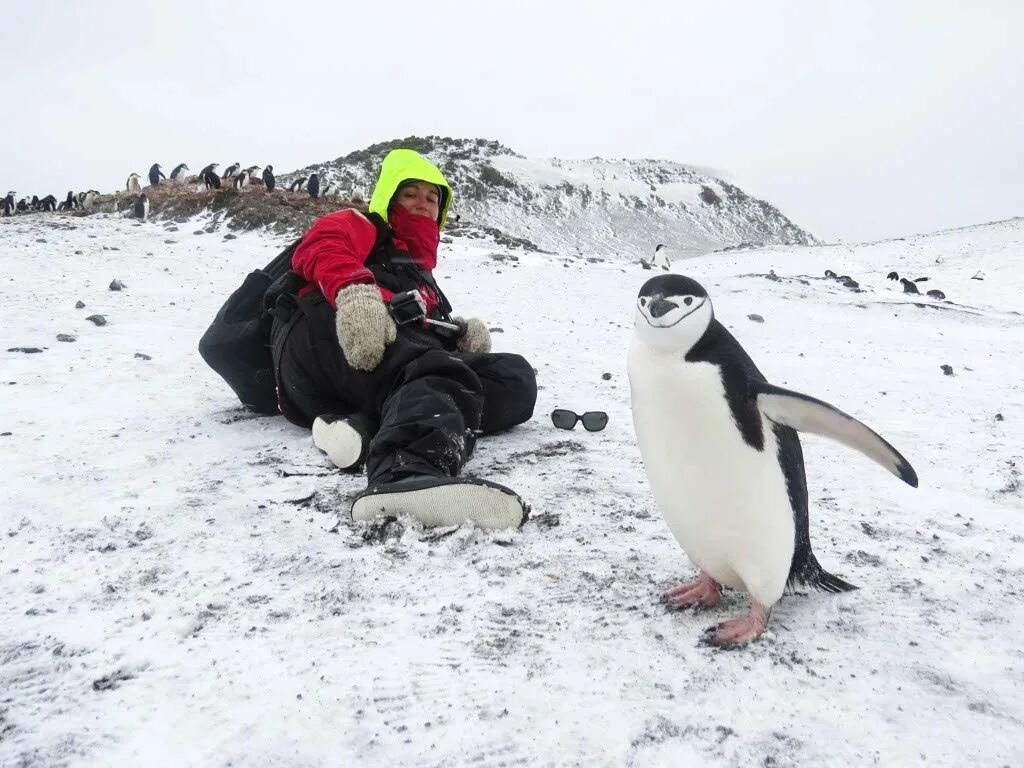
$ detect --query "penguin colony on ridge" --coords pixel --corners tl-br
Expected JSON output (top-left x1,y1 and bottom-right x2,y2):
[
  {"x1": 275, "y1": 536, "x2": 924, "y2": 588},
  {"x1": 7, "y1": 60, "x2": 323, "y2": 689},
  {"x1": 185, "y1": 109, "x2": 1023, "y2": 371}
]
[
  {"x1": 5, "y1": 156, "x2": 369, "y2": 222},
  {"x1": 4, "y1": 157, "x2": 287, "y2": 221},
  {"x1": 628, "y1": 274, "x2": 918, "y2": 648}
]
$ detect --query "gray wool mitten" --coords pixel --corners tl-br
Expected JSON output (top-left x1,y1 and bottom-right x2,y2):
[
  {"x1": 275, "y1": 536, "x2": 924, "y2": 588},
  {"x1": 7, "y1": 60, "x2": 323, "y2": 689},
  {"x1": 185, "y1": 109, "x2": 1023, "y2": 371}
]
[
  {"x1": 335, "y1": 284, "x2": 397, "y2": 371},
  {"x1": 454, "y1": 316, "x2": 492, "y2": 354}
]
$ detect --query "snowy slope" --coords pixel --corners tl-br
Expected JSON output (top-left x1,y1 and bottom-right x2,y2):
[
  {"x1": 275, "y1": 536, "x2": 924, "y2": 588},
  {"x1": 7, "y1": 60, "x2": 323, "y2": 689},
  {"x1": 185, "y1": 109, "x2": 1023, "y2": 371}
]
[
  {"x1": 284, "y1": 137, "x2": 814, "y2": 259},
  {"x1": 1, "y1": 212, "x2": 1022, "y2": 767}
]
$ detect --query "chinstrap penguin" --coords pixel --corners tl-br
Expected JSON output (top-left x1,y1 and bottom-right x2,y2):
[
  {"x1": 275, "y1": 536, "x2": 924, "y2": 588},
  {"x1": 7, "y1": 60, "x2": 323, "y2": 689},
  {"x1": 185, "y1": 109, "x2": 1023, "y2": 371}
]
[
  {"x1": 628, "y1": 274, "x2": 918, "y2": 648},
  {"x1": 134, "y1": 192, "x2": 149, "y2": 220},
  {"x1": 126, "y1": 173, "x2": 141, "y2": 194},
  {"x1": 148, "y1": 163, "x2": 166, "y2": 186},
  {"x1": 262, "y1": 165, "x2": 276, "y2": 190},
  {"x1": 170, "y1": 163, "x2": 189, "y2": 180}
]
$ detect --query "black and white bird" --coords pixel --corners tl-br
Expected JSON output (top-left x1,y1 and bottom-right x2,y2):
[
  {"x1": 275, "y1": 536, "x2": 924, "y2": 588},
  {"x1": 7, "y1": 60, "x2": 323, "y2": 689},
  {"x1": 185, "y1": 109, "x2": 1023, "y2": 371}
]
[
  {"x1": 4, "y1": 192, "x2": 16, "y2": 216},
  {"x1": 262, "y1": 165, "x2": 276, "y2": 190},
  {"x1": 288, "y1": 176, "x2": 307, "y2": 193},
  {"x1": 148, "y1": 163, "x2": 166, "y2": 186},
  {"x1": 200, "y1": 164, "x2": 221, "y2": 189},
  {"x1": 628, "y1": 274, "x2": 917, "y2": 647},
  {"x1": 222, "y1": 163, "x2": 241, "y2": 180},
  {"x1": 170, "y1": 163, "x2": 190, "y2": 180},
  {"x1": 134, "y1": 192, "x2": 149, "y2": 220},
  {"x1": 233, "y1": 170, "x2": 250, "y2": 189},
  {"x1": 307, "y1": 172, "x2": 320, "y2": 199},
  {"x1": 126, "y1": 173, "x2": 142, "y2": 194}
]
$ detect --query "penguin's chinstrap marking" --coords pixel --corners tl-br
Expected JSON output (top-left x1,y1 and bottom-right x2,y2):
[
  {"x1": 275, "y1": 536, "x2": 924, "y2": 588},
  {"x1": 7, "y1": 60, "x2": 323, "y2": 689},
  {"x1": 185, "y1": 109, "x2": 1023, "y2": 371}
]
[{"x1": 627, "y1": 274, "x2": 918, "y2": 648}]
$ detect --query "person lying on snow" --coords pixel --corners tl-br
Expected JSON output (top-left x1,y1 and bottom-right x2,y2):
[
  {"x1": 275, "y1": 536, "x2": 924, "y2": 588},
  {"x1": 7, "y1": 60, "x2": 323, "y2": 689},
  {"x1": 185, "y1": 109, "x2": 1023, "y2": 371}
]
[{"x1": 271, "y1": 149, "x2": 537, "y2": 529}]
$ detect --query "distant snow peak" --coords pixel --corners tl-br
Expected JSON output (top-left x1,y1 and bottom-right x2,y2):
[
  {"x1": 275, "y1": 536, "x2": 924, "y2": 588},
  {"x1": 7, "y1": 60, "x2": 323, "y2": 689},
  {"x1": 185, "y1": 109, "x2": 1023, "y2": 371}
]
[{"x1": 282, "y1": 136, "x2": 816, "y2": 259}]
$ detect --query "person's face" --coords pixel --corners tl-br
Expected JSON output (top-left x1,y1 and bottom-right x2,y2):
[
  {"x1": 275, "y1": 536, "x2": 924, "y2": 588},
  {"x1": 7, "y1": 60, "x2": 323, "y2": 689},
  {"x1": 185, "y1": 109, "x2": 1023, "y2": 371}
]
[{"x1": 395, "y1": 180, "x2": 440, "y2": 221}]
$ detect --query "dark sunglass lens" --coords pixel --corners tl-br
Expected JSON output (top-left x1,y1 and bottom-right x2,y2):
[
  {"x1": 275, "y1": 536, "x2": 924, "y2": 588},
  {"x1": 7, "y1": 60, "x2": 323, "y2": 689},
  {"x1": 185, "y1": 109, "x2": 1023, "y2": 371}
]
[
  {"x1": 581, "y1": 412, "x2": 608, "y2": 431},
  {"x1": 551, "y1": 410, "x2": 578, "y2": 430}
]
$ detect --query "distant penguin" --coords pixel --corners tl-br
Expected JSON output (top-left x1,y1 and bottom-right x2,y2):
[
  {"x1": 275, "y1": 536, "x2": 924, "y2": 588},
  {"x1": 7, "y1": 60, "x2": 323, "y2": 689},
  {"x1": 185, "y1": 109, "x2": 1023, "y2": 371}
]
[
  {"x1": 245, "y1": 165, "x2": 261, "y2": 179},
  {"x1": 134, "y1": 192, "x2": 149, "y2": 220},
  {"x1": 886, "y1": 271, "x2": 899, "y2": 280},
  {"x1": 652, "y1": 243, "x2": 671, "y2": 270},
  {"x1": 17, "y1": 198, "x2": 29, "y2": 212},
  {"x1": 40, "y1": 195, "x2": 57, "y2": 212},
  {"x1": 262, "y1": 165, "x2": 276, "y2": 190},
  {"x1": 233, "y1": 171, "x2": 250, "y2": 189},
  {"x1": 4, "y1": 192, "x2": 16, "y2": 216},
  {"x1": 628, "y1": 274, "x2": 917, "y2": 647},
  {"x1": 288, "y1": 176, "x2": 307, "y2": 193},
  {"x1": 307, "y1": 173, "x2": 320, "y2": 199},
  {"x1": 926, "y1": 289, "x2": 946, "y2": 300},
  {"x1": 82, "y1": 190, "x2": 99, "y2": 211},
  {"x1": 31, "y1": 195, "x2": 40, "y2": 211},
  {"x1": 824, "y1": 270, "x2": 837, "y2": 279},
  {"x1": 59, "y1": 191, "x2": 74, "y2": 211},
  {"x1": 126, "y1": 173, "x2": 142, "y2": 194},
  {"x1": 222, "y1": 163, "x2": 240, "y2": 180},
  {"x1": 148, "y1": 163, "x2": 166, "y2": 186},
  {"x1": 900, "y1": 278, "x2": 919, "y2": 295},
  {"x1": 201, "y1": 164, "x2": 221, "y2": 189},
  {"x1": 170, "y1": 163, "x2": 189, "y2": 180}
]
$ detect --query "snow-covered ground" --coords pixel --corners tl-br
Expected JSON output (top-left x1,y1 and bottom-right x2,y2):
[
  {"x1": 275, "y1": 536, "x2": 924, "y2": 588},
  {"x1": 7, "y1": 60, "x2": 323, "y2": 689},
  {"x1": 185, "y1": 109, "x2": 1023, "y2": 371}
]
[{"x1": 2, "y1": 213, "x2": 1022, "y2": 767}]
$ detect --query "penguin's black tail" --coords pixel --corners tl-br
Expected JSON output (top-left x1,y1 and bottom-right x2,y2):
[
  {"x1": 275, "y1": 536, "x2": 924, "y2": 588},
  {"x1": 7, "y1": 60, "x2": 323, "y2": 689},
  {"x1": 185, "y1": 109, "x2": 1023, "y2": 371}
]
[{"x1": 788, "y1": 551, "x2": 857, "y2": 593}]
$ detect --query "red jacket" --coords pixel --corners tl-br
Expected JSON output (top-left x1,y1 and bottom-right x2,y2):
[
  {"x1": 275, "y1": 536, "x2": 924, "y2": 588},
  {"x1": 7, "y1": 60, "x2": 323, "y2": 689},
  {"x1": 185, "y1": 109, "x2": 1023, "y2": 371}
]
[{"x1": 291, "y1": 206, "x2": 442, "y2": 316}]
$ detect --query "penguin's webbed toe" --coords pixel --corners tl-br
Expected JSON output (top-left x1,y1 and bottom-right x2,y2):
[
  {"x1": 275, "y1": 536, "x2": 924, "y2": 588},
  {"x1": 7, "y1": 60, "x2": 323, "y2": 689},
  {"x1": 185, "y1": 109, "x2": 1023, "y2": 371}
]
[{"x1": 699, "y1": 601, "x2": 771, "y2": 648}]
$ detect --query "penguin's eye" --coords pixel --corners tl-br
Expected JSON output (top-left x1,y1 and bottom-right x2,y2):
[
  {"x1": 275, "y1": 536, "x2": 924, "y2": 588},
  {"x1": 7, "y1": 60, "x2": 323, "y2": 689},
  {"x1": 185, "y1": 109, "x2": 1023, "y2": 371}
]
[
  {"x1": 684, "y1": 297, "x2": 693, "y2": 306},
  {"x1": 639, "y1": 297, "x2": 647, "y2": 307}
]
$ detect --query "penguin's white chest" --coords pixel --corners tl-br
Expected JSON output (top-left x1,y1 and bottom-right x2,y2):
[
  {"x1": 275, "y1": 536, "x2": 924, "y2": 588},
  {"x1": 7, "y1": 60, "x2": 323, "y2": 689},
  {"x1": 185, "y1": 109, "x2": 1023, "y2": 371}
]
[{"x1": 628, "y1": 342, "x2": 795, "y2": 605}]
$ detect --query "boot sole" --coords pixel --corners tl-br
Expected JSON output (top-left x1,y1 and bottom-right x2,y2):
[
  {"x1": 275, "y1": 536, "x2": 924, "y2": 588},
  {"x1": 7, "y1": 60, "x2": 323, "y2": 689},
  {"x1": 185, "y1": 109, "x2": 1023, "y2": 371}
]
[
  {"x1": 351, "y1": 477, "x2": 527, "y2": 530},
  {"x1": 312, "y1": 417, "x2": 365, "y2": 471}
]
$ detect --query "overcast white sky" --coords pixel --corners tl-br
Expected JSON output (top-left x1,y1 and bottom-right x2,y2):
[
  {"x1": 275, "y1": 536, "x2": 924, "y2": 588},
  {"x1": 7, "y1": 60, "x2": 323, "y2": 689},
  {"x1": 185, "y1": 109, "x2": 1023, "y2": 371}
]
[{"x1": 1, "y1": 1, "x2": 1020, "y2": 241}]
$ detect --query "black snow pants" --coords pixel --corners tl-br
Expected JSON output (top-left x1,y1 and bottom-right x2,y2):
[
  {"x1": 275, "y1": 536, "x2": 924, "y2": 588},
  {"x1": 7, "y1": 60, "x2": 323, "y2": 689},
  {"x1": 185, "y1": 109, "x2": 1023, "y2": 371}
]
[{"x1": 271, "y1": 293, "x2": 537, "y2": 484}]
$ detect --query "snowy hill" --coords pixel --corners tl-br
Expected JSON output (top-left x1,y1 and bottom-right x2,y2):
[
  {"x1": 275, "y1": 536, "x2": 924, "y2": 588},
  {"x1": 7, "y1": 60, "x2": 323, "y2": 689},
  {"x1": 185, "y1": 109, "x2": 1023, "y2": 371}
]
[
  {"x1": 1, "y1": 213, "x2": 1022, "y2": 767},
  {"x1": 283, "y1": 136, "x2": 815, "y2": 258}
]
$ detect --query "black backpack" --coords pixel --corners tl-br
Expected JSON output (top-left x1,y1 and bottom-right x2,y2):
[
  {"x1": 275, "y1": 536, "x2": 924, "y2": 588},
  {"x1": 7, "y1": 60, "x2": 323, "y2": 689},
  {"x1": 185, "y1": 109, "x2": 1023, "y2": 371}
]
[
  {"x1": 198, "y1": 212, "x2": 457, "y2": 415},
  {"x1": 198, "y1": 237, "x2": 304, "y2": 414}
]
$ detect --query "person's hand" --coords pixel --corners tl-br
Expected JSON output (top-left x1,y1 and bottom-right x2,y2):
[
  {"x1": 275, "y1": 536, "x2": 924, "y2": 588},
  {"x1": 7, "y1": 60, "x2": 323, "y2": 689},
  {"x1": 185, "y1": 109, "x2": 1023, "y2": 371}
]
[
  {"x1": 335, "y1": 284, "x2": 397, "y2": 371},
  {"x1": 454, "y1": 316, "x2": 491, "y2": 354}
]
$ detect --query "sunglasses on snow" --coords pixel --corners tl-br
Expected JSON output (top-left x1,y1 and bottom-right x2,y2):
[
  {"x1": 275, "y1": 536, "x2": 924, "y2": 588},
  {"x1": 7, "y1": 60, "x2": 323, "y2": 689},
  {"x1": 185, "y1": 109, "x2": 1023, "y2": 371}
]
[{"x1": 550, "y1": 409, "x2": 609, "y2": 432}]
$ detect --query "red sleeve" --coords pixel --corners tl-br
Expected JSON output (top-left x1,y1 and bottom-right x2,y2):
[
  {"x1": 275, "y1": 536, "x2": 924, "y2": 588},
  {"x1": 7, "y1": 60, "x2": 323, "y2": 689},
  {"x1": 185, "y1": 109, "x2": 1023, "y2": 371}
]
[{"x1": 291, "y1": 209, "x2": 380, "y2": 307}]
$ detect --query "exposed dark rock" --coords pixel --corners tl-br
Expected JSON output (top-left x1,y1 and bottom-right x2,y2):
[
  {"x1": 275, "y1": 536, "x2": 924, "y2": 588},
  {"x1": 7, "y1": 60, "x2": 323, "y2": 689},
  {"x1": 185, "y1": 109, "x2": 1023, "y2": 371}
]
[
  {"x1": 747, "y1": 314, "x2": 765, "y2": 323},
  {"x1": 941, "y1": 364, "x2": 954, "y2": 376},
  {"x1": 926, "y1": 289, "x2": 946, "y2": 300},
  {"x1": 601, "y1": 372, "x2": 613, "y2": 380},
  {"x1": 7, "y1": 347, "x2": 43, "y2": 353},
  {"x1": 56, "y1": 334, "x2": 76, "y2": 342},
  {"x1": 134, "y1": 353, "x2": 152, "y2": 361},
  {"x1": 109, "y1": 279, "x2": 125, "y2": 291},
  {"x1": 86, "y1": 315, "x2": 107, "y2": 326},
  {"x1": 75, "y1": 300, "x2": 86, "y2": 309}
]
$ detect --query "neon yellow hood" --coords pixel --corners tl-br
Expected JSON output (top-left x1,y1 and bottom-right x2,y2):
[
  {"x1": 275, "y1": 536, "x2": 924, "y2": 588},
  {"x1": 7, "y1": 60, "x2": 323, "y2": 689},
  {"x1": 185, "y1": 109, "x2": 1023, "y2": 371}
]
[{"x1": 368, "y1": 149, "x2": 453, "y2": 229}]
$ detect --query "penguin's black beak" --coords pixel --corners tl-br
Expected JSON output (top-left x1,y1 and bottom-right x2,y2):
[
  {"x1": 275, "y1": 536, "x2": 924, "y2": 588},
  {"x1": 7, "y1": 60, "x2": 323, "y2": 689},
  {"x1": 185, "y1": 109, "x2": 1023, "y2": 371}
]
[{"x1": 649, "y1": 296, "x2": 678, "y2": 318}]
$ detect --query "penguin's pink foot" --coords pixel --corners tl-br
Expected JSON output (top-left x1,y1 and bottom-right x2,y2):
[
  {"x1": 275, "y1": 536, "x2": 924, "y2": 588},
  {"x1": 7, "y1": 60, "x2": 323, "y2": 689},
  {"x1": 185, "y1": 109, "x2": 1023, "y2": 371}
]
[
  {"x1": 664, "y1": 571, "x2": 722, "y2": 608},
  {"x1": 702, "y1": 601, "x2": 771, "y2": 648}
]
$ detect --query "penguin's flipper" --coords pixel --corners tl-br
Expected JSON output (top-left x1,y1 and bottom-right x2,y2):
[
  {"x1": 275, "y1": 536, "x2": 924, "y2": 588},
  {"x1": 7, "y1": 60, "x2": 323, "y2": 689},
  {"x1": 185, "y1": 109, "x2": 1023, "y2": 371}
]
[{"x1": 754, "y1": 381, "x2": 918, "y2": 487}]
